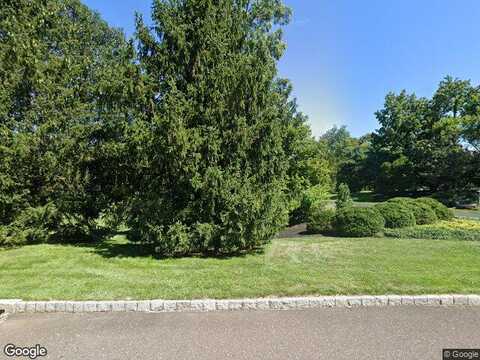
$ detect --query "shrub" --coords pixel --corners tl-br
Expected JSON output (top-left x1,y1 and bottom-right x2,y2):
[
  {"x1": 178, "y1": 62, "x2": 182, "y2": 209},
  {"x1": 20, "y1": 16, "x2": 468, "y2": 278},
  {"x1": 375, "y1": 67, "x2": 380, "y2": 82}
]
[
  {"x1": 415, "y1": 197, "x2": 454, "y2": 220},
  {"x1": 336, "y1": 207, "x2": 385, "y2": 237},
  {"x1": 336, "y1": 183, "x2": 353, "y2": 210},
  {"x1": 375, "y1": 202, "x2": 416, "y2": 228},
  {"x1": 191, "y1": 222, "x2": 217, "y2": 253},
  {"x1": 307, "y1": 207, "x2": 336, "y2": 234},
  {"x1": 289, "y1": 184, "x2": 330, "y2": 225},
  {"x1": 387, "y1": 197, "x2": 437, "y2": 225},
  {"x1": 387, "y1": 197, "x2": 415, "y2": 206},
  {"x1": 385, "y1": 220, "x2": 480, "y2": 241},
  {"x1": 51, "y1": 223, "x2": 93, "y2": 244},
  {"x1": 1, "y1": 205, "x2": 62, "y2": 246},
  {"x1": 409, "y1": 202, "x2": 438, "y2": 225},
  {"x1": 0, "y1": 225, "x2": 22, "y2": 246}
]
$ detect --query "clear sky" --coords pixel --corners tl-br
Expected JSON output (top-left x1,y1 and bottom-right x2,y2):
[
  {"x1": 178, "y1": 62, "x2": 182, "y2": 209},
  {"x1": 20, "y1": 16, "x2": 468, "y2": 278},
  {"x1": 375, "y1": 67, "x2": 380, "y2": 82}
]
[{"x1": 83, "y1": 0, "x2": 480, "y2": 137}]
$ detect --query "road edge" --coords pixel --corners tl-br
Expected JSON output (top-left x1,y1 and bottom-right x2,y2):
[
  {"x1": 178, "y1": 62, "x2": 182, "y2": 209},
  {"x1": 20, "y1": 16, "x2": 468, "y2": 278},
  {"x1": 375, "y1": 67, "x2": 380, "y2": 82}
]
[{"x1": 1, "y1": 295, "x2": 480, "y2": 315}]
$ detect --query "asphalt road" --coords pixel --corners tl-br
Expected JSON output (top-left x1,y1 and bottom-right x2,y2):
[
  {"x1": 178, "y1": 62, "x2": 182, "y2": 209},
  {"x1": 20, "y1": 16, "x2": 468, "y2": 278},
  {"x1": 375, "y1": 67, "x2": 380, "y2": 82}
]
[{"x1": 1, "y1": 307, "x2": 480, "y2": 360}]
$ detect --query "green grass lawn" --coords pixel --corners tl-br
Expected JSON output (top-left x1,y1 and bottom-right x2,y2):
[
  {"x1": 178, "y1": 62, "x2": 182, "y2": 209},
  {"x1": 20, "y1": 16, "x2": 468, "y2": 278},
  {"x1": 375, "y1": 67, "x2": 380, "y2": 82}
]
[
  {"x1": 1, "y1": 234, "x2": 480, "y2": 300},
  {"x1": 454, "y1": 208, "x2": 480, "y2": 220}
]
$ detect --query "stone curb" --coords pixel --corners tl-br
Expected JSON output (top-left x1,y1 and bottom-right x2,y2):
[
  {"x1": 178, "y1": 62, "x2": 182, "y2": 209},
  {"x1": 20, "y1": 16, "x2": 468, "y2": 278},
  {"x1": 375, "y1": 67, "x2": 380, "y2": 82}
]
[{"x1": 1, "y1": 295, "x2": 479, "y2": 315}]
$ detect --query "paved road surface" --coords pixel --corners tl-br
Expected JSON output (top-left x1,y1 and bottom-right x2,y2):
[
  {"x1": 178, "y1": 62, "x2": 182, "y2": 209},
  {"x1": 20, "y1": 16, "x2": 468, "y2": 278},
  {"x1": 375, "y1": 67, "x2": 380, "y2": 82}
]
[{"x1": 1, "y1": 307, "x2": 480, "y2": 359}]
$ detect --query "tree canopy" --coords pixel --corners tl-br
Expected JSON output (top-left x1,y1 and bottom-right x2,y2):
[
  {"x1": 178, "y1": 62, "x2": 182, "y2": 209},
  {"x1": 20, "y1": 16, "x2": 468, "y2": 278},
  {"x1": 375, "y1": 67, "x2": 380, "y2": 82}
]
[
  {"x1": 328, "y1": 77, "x2": 480, "y2": 197},
  {"x1": 125, "y1": 0, "x2": 312, "y2": 255},
  {"x1": 0, "y1": 0, "x2": 136, "y2": 243},
  {"x1": 0, "y1": 0, "x2": 314, "y2": 254}
]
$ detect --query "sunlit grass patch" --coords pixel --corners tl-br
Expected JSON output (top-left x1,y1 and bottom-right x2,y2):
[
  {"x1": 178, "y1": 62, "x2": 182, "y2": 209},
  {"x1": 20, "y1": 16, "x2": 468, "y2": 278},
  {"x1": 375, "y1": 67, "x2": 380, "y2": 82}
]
[{"x1": 1, "y1": 236, "x2": 480, "y2": 300}]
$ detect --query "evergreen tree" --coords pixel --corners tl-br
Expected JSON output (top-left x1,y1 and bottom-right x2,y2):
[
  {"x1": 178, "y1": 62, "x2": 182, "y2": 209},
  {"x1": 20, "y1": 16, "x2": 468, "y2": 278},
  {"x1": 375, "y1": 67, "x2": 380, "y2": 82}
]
[
  {"x1": 336, "y1": 183, "x2": 352, "y2": 210},
  {"x1": 0, "y1": 0, "x2": 135, "y2": 243},
  {"x1": 128, "y1": 0, "x2": 307, "y2": 255}
]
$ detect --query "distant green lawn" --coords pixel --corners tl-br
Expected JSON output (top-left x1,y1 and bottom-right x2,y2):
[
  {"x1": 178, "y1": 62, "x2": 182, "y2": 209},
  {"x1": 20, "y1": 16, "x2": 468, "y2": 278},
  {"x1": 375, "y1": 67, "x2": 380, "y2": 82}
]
[
  {"x1": 454, "y1": 208, "x2": 480, "y2": 220},
  {"x1": 1, "y1": 235, "x2": 480, "y2": 300}
]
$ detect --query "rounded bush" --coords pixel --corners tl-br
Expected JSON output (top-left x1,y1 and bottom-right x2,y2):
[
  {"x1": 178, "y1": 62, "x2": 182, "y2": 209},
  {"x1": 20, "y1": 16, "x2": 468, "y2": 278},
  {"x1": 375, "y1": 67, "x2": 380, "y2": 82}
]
[
  {"x1": 387, "y1": 197, "x2": 438, "y2": 225},
  {"x1": 415, "y1": 197, "x2": 454, "y2": 220},
  {"x1": 409, "y1": 202, "x2": 438, "y2": 225},
  {"x1": 307, "y1": 207, "x2": 336, "y2": 234},
  {"x1": 336, "y1": 207, "x2": 385, "y2": 237},
  {"x1": 375, "y1": 202, "x2": 416, "y2": 228}
]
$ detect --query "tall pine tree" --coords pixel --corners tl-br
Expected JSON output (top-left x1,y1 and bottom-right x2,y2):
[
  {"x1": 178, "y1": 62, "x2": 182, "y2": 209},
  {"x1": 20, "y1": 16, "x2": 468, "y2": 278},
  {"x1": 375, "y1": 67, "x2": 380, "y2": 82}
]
[
  {"x1": 0, "y1": 0, "x2": 136, "y2": 244},
  {"x1": 128, "y1": 0, "x2": 309, "y2": 255}
]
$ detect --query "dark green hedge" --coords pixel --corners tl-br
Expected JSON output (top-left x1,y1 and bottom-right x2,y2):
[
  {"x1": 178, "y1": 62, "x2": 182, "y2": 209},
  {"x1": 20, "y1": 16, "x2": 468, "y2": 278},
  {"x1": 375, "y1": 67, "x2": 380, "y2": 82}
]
[
  {"x1": 387, "y1": 198, "x2": 438, "y2": 225},
  {"x1": 336, "y1": 207, "x2": 385, "y2": 237},
  {"x1": 375, "y1": 202, "x2": 416, "y2": 228},
  {"x1": 415, "y1": 197, "x2": 454, "y2": 220}
]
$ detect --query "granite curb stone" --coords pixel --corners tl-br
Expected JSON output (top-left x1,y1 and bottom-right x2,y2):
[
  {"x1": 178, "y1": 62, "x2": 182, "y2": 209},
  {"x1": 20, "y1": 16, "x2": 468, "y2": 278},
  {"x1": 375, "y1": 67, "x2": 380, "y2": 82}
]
[{"x1": 2, "y1": 295, "x2": 480, "y2": 315}]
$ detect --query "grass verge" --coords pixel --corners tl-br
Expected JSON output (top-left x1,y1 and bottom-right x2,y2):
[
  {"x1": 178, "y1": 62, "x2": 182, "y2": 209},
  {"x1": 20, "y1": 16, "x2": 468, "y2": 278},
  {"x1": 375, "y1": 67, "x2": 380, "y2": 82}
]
[{"x1": 1, "y1": 235, "x2": 480, "y2": 300}]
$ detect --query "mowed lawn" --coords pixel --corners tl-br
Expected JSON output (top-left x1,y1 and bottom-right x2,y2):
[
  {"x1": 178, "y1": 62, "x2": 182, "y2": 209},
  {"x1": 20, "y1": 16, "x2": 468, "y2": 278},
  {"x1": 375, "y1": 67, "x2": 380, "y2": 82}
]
[{"x1": 1, "y1": 235, "x2": 480, "y2": 301}]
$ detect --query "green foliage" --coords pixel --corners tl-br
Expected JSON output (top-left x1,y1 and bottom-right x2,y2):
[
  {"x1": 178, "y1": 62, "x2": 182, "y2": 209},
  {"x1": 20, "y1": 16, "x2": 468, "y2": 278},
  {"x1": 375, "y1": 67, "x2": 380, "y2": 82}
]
[
  {"x1": 409, "y1": 202, "x2": 438, "y2": 225},
  {"x1": 1, "y1": 0, "x2": 321, "y2": 256},
  {"x1": 0, "y1": 204, "x2": 60, "y2": 246},
  {"x1": 415, "y1": 197, "x2": 454, "y2": 220},
  {"x1": 461, "y1": 115, "x2": 480, "y2": 152},
  {"x1": 387, "y1": 198, "x2": 438, "y2": 225},
  {"x1": 387, "y1": 197, "x2": 414, "y2": 205},
  {"x1": 369, "y1": 76, "x2": 480, "y2": 196},
  {"x1": 336, "y1": 183, "x2": 353, "y2": 210},
  {"x1": 306, "y1": 207, "x2": 336, "y2": 234},
  {"x1": 386, "y1": 227, "x2": 480, "y2": 241},
  {"x1": 337, "y1": 134, "x2": 374, "y2": 192},
  {"x1": 289, "y1": 184, "x2": 330, "y2": 225},
  {"x1": 374, "y1": 202, "x2": 416, "y2": 228},
  {"x1": 385, "y1": 219, "x2": 480, "y2": 241},
  {"x1": 0, "y1": 0, "x2": 135, "y2": 243},
  {"x1": 286, "y1": 126, "x2": 333, "y2": 209},
  {"x1": 336, "y1": 207, "x2": 385, "y2": 237},
  {"x1": 126, "y1": 0, "x2": 305, "y2": 255},
  {"x1": 318, "y1": 126, "x2": 374, "y2": 191}
]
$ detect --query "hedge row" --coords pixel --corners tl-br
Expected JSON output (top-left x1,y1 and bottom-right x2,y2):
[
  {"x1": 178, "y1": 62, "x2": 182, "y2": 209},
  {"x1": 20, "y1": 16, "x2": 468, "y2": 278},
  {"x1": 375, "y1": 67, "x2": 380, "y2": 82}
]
[{"x1": 307, "y1": 197, "x2": 454, "y2": 237}]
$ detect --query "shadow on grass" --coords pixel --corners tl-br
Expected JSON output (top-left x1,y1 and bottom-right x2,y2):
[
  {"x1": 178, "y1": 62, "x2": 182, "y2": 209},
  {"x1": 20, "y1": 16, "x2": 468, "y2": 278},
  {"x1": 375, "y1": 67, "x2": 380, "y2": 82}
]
[
  {"x1": 69, "y1": 230, "x2": 266, "y2": 260},
  {"x1": 90, "y1": 242, "x2": 265, "y2": 260}
]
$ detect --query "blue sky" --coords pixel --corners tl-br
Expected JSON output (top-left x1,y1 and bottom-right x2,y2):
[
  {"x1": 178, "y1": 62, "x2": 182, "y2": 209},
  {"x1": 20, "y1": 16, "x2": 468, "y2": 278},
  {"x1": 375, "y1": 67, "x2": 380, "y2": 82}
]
[{"x1": 84, "y1": 0, "x2": 480, "y2": 137}]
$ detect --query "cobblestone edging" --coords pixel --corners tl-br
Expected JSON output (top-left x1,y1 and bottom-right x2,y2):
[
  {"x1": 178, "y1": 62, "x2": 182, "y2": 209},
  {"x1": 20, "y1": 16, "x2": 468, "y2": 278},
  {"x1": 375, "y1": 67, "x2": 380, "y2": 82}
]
[{"x1": 1, "y1": 295, "x2": 480, "y2": 315}]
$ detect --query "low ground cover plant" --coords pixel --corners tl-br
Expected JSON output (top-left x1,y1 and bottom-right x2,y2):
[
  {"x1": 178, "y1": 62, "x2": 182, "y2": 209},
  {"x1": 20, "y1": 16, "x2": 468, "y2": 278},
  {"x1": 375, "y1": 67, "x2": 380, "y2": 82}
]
[
  {"x1": 434, "y1": 218, "x2": 480, "y2": 230},
  {"x1": 385, "y1": 219, "x2": 480, "y2": 241}
]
